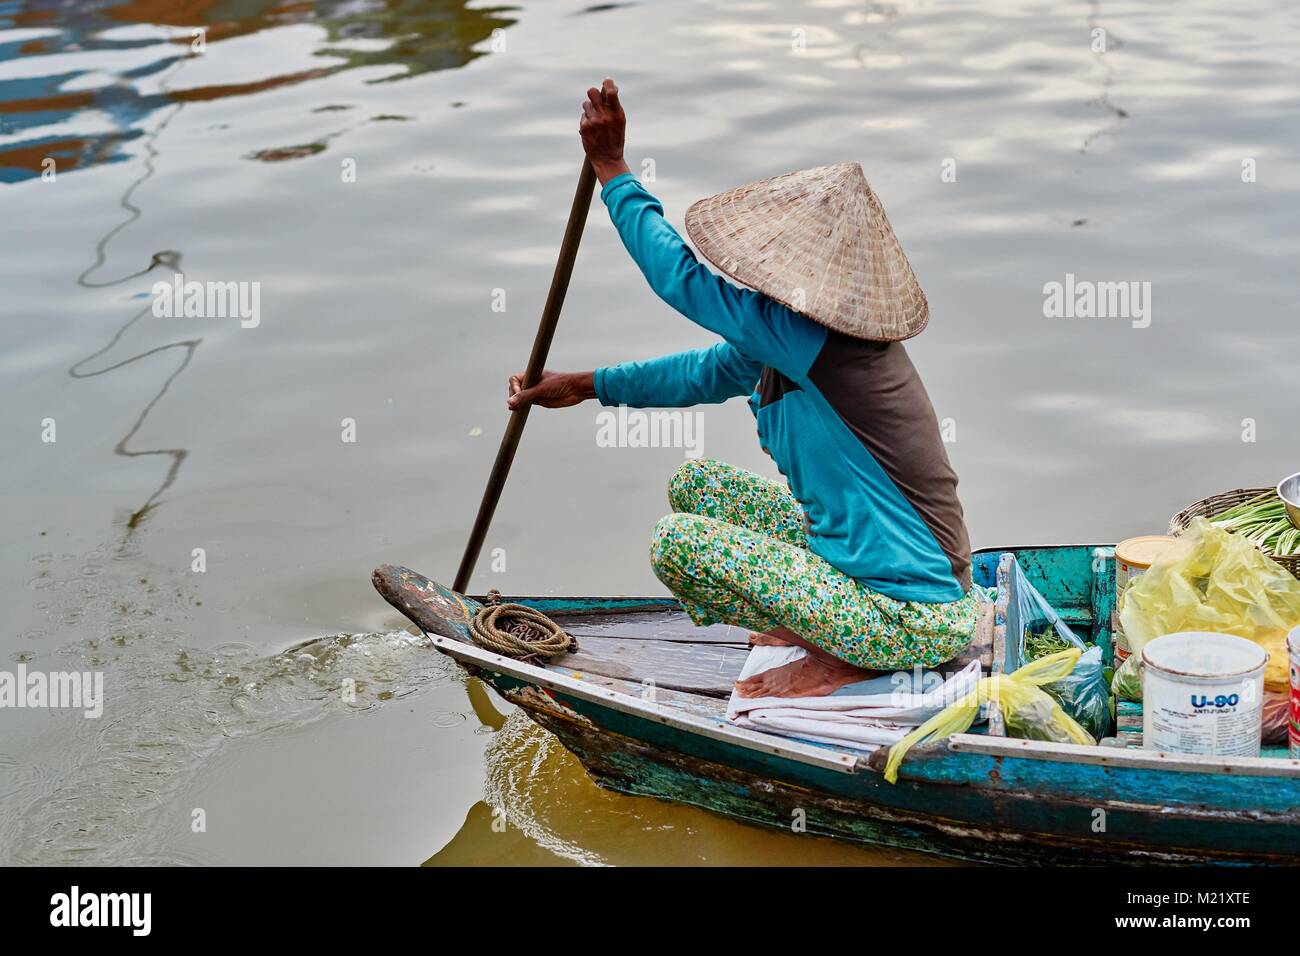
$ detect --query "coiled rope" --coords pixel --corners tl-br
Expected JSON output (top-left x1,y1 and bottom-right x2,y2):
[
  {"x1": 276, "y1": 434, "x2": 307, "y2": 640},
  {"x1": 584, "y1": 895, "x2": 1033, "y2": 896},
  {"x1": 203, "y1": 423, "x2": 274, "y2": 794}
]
[{"x1": 469, "y1": 590, "x2": 577, "y2": 661}]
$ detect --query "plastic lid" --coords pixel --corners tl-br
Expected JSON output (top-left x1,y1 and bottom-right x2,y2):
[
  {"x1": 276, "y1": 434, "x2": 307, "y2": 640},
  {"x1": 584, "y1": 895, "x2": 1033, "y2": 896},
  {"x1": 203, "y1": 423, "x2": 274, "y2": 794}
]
[{"x1": 1115, "y1": 534, "x2": 1193, "y2": 568}]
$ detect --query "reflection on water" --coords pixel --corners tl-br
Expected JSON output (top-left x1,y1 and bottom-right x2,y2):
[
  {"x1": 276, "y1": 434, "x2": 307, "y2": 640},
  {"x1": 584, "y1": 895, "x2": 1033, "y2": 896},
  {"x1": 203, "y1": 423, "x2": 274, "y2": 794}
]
[
  {"x1": 68, "y1": 301, "x2": 197, "y2": 531},
  {"x1": 426, "y1": 709, "x2": 949, "y2": 866},
  {"x1": 0, "y1": 0, "x2": 516, "y2": 181},
  {"x1": 67, "y1": 77, "x2": 191, "y2": 531},
  {"x1": 2, "y1": 0, "x2": 530, "y2": 865},
  {"x1": 1080, "y1": 0, "x2": 1127, "y2": 154}
]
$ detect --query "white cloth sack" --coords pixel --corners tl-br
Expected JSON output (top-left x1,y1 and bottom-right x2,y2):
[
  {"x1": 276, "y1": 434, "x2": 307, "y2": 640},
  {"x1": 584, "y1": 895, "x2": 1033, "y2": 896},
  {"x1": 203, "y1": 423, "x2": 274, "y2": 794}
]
[{"x1": 726, "y1": 646, "x2": 982, "y2": 751}]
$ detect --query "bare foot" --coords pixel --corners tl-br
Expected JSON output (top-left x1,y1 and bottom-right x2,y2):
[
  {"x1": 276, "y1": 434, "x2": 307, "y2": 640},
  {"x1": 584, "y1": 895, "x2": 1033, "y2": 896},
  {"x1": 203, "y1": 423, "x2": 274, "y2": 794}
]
[
  {"x1": 735, "y1": 653, "x2": 873, "y2": 699},
  {"x1": 748, "y1": 627, "x2": 800, "y2": 648}
]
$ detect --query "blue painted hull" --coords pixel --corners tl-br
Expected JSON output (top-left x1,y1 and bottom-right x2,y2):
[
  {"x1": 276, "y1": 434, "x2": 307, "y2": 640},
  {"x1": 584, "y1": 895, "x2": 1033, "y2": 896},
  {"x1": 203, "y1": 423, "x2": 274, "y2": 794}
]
[
  {"x1": 491, "y1": 546, "x2": 1300, "y2": 865},
  {"x1": 490, "y1": 672, "x2": 1300, "y2": 866}
]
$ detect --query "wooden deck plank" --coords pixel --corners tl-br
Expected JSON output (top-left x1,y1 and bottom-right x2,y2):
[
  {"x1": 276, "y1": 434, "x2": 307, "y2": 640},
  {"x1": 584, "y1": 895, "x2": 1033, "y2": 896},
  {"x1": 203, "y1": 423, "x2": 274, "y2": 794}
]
[
  {"x1": 555, "y1": 607, "x2": 749, "y2": 645},
  {"x1": 558, "y1": 634, "x2": 747, "y2": 696}
]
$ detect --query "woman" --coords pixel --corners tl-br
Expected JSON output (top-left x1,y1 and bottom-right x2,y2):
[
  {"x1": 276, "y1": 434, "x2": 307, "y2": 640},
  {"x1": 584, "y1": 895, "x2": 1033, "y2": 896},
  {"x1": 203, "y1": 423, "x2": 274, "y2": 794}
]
[{"x1": 509, "y1": 78, "x2": 977, "y2": 699}]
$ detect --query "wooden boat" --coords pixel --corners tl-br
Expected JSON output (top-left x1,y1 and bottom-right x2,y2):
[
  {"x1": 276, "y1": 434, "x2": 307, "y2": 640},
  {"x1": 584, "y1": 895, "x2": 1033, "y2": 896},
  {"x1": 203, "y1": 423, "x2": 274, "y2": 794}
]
[{"x1": 372, "y1": 544, "x2": 1300, "y2": 866}]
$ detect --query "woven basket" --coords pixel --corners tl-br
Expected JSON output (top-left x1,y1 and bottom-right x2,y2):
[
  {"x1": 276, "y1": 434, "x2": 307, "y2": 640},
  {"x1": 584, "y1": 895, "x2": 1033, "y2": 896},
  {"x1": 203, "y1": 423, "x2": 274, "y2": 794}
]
[{"x1": 1168, "y1": 487, "x2": 1300, "y2": 580}]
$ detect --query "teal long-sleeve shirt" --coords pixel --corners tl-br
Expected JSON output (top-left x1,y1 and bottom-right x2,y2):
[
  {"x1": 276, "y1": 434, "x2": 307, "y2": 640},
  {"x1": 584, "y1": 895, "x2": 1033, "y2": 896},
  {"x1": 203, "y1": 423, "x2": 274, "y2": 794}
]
[{"x1": 593, "y1": 172, "x2": 971, "y2": 603}]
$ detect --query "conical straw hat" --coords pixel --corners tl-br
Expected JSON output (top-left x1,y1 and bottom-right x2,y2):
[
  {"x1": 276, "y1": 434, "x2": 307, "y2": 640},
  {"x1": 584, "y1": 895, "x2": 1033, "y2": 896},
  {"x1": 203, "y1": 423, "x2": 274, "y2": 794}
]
[{"x1": 684, "y1": 162, "x2": 927, "y2": 342}]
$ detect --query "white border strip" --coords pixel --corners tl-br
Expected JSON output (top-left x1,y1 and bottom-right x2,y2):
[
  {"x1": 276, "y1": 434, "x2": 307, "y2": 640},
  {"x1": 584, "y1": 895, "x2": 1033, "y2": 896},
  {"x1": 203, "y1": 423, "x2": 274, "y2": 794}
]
[
  {"x1": 429, "y1": 635, "x2": 860, "y2": 774},
  {"x1": 949, "y1": 734, "x2": 1300, "y2": 778}
]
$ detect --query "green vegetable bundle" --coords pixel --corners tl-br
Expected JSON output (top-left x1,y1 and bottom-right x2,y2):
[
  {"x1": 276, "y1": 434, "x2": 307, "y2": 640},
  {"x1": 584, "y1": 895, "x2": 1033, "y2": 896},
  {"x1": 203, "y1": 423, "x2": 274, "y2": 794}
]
[
  {"x1": 1209, "y1": 492, "x2": 1300, "y2": 556},
  {"x1": 1024, "y1": 626, "x2": 1073, "y2": 660},
  {"x1": 1025, "y1": 626, "x2": 1095, "y2": 661}
]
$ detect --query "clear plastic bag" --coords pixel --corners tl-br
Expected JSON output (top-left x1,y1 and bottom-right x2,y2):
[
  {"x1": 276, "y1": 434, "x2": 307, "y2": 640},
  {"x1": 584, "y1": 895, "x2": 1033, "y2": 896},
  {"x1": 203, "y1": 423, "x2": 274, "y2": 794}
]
[
  {"x1": 1120, "y1": 517, "x2": 1300, "y2": 689},
  {"x1": 1042, "y1": 645, "x2": 1110, "y2": 738},
  {"x1": 1111, "y1": 652, "x2": 1142, "y2": 701},
  {"x1": 1006, "y1": 559, "x2": 1112, "y2": 739},
  {"x1": 884, "y1": 649, "x2": 1096, "y2": 783},
  {"x1": 1263, "y1": 690, "x2": 1291, "y2": 745}
]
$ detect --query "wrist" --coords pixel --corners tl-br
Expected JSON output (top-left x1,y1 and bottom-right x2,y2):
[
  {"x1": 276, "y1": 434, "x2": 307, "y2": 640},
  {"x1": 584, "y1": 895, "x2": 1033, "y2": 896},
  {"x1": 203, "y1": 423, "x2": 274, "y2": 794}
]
[
  {"x1": 590, "y1": 157, "x2": 631, "y2": 186},
  {"x1": 569, "y1": 371, "x2": 597, "y2": 401}
]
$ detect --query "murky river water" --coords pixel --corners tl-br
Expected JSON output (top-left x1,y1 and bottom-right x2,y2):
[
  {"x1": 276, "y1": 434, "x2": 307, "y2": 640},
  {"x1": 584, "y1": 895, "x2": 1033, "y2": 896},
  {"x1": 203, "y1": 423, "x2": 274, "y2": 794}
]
[{"x1": 2, "y1": 0, "x2": 1297, "y2": 865}]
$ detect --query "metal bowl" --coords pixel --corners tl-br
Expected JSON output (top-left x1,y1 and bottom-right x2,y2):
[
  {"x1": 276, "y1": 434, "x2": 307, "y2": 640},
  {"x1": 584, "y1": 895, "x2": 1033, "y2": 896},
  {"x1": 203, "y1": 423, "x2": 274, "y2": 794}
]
[{"x1": 1277, "y1": 472, "x2": 1300, "y2": 529}]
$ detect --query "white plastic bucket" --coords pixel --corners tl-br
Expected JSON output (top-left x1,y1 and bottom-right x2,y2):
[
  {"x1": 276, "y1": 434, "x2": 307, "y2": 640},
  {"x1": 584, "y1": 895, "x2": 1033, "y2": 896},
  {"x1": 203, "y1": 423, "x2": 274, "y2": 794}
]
[
  {"x1": 1141, "y1": 632, "x2": 1267, "y2": 758},
  {"x1": 1288, "y1": 625, "x2": 1300, "y2": 759}
]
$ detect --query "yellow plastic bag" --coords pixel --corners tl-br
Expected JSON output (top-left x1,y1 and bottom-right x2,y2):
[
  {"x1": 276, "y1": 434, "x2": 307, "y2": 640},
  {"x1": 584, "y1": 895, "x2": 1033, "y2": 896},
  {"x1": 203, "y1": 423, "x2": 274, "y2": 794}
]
[
  {"x1": 884, "y1": 650, "x2": 1095, "y2": 783},
  {"x1": 1119, "y1": 517, "x2": 1300, "y2": 689}
]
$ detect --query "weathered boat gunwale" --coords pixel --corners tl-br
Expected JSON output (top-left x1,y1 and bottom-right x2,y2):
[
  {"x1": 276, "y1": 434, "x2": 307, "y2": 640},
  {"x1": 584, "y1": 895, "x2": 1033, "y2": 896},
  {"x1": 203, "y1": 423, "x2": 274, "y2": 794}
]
[
  {"x1": 433, "y1": 630, "x2": 1300, "y2": 782},
  {"x1": 948, "y1": 734, "x2": 1300, "y2": 778},
  {"x1": 427, "y1": 634, "x2": 861, "y2": 773}
]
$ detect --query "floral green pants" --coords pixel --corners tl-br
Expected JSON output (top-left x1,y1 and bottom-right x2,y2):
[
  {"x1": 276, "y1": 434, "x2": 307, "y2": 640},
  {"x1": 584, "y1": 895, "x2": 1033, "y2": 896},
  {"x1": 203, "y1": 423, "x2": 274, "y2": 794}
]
[{"x1": 650, "y1": 459, "x2": 978, "y2": 670}]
